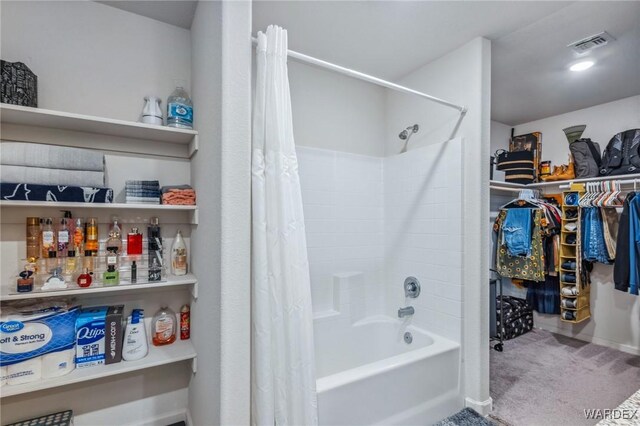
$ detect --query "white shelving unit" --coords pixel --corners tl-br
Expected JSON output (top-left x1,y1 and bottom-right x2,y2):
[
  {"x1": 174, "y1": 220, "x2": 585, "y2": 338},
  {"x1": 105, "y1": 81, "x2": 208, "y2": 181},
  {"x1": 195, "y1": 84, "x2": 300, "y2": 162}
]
[
  {"x1": 1, "y1": 273, "x2": 198, "y2": 301},
  {"x1": 490, "y1": 172, "x2": 640, "y2": 192},
  {"x1": 0, "y1": 339, "x2": 197, "y2": 398},
  {"x1": 0, "y1": 106, "x2": 199, "y2": 401},
  {"x1": 0, "y1": 104, "x2": 199, "y2": 158}
]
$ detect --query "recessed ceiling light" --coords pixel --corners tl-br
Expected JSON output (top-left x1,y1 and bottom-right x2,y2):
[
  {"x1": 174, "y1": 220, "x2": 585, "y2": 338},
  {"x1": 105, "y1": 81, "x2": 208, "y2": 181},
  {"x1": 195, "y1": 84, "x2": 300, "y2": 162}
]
[{"x1": 570, "y1": 61, "x2": 594, "y2": 72}]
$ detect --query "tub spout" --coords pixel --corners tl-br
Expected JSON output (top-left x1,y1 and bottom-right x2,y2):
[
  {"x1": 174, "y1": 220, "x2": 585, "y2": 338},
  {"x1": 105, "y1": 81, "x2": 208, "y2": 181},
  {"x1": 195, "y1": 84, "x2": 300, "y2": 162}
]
[{"x1": 398, "y1": 306, "x2": 414, "y2": 318}]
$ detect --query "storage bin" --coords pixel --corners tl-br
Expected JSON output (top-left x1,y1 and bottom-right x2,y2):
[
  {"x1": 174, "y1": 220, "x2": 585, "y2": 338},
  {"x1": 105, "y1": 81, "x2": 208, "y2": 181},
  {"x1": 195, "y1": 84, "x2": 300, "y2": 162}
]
[{"x1": 1, "y1": 60, "x2": 37, "y2": 107}]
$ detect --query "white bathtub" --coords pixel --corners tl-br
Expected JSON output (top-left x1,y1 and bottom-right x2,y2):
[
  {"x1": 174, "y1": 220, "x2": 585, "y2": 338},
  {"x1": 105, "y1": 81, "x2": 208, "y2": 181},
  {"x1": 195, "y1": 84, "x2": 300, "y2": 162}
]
[{"x1": 315, "y1": 315, "x2": 462, "y2": 425}]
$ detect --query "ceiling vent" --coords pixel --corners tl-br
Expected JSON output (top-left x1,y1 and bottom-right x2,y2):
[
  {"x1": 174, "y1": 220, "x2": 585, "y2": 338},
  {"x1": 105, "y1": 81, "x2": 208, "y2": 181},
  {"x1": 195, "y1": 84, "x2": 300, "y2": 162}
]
[{"x1": 568, "y1": 31, "x2": 615, "y2": 54}]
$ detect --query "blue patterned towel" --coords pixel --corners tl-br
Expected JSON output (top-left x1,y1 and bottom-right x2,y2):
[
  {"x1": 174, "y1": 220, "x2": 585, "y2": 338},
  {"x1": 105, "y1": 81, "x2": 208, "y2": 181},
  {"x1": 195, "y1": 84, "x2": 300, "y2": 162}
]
[{"x1": 1, "y1": 183, "x2": 113, "y2": 203}]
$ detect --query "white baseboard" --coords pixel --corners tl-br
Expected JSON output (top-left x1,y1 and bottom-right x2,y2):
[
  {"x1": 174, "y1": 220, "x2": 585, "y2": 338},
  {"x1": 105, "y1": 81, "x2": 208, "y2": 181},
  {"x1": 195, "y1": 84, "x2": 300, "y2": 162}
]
[
  {"x1": 465, "y1": 396, "x2": 493, "y2": 416},
  {"x1": 139, "y1": 409, "x2": 188, "y2": 426},
  {"x1": 535, "y1": 325, "x2": 640, "y2": 356}
]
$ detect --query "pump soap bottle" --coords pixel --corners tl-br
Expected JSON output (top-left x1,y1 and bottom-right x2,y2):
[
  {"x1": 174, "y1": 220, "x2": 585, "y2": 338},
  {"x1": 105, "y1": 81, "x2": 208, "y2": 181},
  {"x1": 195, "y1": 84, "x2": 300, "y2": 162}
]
[{"x1": 123, "y1": 309, "x2": 148, "y2": 361}]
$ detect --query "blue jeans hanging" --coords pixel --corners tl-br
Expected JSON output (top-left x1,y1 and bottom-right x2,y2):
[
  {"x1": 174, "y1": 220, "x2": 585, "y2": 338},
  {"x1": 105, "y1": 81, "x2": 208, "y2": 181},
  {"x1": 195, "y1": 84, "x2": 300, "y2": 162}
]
[
  {"x1": 582, "y1": 207, "x2": 612, "y2": 264},
  {"x1": 502, "y1": 209, "x2": 532, "y2": 257}
]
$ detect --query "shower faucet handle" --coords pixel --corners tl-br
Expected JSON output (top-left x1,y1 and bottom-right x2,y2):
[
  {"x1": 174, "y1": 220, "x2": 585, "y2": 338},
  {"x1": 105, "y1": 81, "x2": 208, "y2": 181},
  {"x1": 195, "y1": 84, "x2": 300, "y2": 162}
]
[{"x1": 404, "y1": 277, "x2": 421, "y2": 298}]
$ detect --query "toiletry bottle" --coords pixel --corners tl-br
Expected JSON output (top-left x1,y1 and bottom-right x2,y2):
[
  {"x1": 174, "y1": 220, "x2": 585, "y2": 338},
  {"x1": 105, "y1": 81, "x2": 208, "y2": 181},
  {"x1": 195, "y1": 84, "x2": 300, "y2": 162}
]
[
  {"x1": 171, "y1": 230, "x2": 187, "y2": 276},
  {"x1": 107, "y1": 217, "x2": 123, "y2": 254},
  {"x1": 148, "y1": 217, "x2": 162, "y2": 267},
  {"x1": 131, "y1": 260, "x2": 137, "y2": 283},
  {"x1": 180, "y1": 304, "x2": 190, "y2": 340},
  {"x1": 141, "y1": 96, "x2": 163, "y2": 126},
  {"x1": 85, "y1": 218, "x2": 99, "y2": 252},
  {"x1": 123, "y1": 309, "x2": 148, "y2": 361},
  {"x1": 148, "y1": 258, "x2": 162, "y2": 282},
  {"x1": 64, "y1": 250, "x2": 77, "y2": 275},
  {"x1": 127, "y1": 228, "x2": 143, "y2": 255},
  {"x1": 77, "y1": 267, "x2": 92, "y2": 288},
  {"x1": 43, "y1": 267, "x2": 66, "y2": 290},
  {"x1": 41, "y1": 218, "x2": 56, "y2": 258},
  {"x1": 74, "y1": 218, "x2": 85, "y2": 254},
  {"x1": 166, "y1": 86, "x2": 193, "y2": 129},
  {"x1": 57, "y1": 216, "x2": 70, "y2": 258},
  {"x1": 151, "y1": 306, "x2": 177, "y2": 346},
  {"x1": 26, "y1": 217, "x2": 40, "y2": 259},
  {"x1": 103, "y1": 264, "x2": 119, "y2": 286}
]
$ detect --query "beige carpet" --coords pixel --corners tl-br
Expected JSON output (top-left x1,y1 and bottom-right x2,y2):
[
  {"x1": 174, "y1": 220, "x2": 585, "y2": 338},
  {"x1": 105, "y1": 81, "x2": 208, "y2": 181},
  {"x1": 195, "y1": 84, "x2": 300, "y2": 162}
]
[{"x1": 490, "y1": 329, "x2": 640, "y2": 426}]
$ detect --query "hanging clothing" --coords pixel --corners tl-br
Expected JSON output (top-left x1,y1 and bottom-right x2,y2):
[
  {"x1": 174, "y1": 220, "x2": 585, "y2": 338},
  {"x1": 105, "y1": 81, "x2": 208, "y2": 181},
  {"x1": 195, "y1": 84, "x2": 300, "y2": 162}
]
[
  {"x1": 525, "y1": 275, "x2": 560, "y2": 314},
  {"x1": 581, "y1": 207, "x2": 613, "y2": 264},
  {"x1": 502, "y1": 209, "x2": 533, "y2": 257},
  {"x1": 251, "y1": 26, "x2": 318, "y2": 426},
  {"x1": 601, "y1": 207, "x2": 619, "y2": 260},
  {"x1": 495, "y1": 209, "x2": 546, "y2": 282},
  {"x1": 629, "y1": 194, "x2": 640, "y2": 295},
  {"x1": 614, "y1": 193, "x2": 636, "y2": 293}
]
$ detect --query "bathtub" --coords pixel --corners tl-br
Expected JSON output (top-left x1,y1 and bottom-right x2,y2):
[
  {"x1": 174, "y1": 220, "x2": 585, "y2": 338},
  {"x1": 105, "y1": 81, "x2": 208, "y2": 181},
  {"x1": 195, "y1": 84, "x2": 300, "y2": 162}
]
[{"x1": 315, "y1": 315, "x2": 462, "y2": 425}]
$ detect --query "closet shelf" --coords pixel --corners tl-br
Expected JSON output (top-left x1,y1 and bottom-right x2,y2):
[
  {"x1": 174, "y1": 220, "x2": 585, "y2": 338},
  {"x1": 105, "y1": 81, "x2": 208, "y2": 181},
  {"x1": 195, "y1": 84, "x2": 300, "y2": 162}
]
[
  {"x1": 0, "y1": 104, "x2": 199, "y2": 159},
  {"x1": 0, "y1": 339, "x2": 196, "y2": 398},
  {"x1": 0, "y1": 200, "x2": 197, "y2": 211},
  {"x1": 490, "y1": 173, "x2": 640, "y2": 190},
  {"x1": 1, "y1": 274, "x2": 197, "y2": 301}
]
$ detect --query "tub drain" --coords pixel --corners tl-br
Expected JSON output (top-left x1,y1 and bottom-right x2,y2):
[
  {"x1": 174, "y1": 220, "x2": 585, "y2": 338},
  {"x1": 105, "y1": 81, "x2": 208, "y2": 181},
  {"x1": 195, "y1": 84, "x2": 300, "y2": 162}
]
[{"x1": 404, "y1": 332, "x2": 413, "y2": 344}]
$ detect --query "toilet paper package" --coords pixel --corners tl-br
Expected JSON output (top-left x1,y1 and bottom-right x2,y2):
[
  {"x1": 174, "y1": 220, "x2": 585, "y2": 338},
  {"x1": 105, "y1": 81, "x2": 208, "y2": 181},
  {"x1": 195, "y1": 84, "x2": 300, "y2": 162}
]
[{"x1": 1, "y1": 302, "x2": 79, "y2": 385}]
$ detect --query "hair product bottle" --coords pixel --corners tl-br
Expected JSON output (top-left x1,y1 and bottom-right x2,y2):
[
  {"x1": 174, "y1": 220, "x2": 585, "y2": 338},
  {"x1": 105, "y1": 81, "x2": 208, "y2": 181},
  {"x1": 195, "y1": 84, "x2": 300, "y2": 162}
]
[
  {"x1": 85, "y1": 218, "x2": 99, "y2": 252},
  {"x1": 171, "y1": 230, "x2": 187, "y2": 276}
]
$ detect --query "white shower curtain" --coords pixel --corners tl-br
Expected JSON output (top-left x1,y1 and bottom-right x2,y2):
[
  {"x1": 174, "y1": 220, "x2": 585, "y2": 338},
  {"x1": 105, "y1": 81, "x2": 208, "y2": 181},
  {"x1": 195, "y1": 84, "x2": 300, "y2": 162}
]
[{"x1": 251, "y1": 26, "x2": 318, "y2": 426}]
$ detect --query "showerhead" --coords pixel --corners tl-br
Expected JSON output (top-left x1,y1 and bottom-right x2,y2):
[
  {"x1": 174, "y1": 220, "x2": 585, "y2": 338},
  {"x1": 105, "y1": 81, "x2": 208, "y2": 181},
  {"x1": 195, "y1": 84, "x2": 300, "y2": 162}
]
[{"x1": 399, "y1": 124, "x2": 419, "y2": 140}]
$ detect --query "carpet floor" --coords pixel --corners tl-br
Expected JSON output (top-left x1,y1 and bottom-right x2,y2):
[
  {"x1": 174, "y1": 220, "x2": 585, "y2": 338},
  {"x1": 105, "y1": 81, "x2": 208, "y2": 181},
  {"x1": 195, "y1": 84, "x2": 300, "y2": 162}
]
[
  {"x1": 434, "y1": 408, "x2": 495, "y2": 426},
  {"x1": 490, "y1": 329, "x2": 640, "y2": 426}
]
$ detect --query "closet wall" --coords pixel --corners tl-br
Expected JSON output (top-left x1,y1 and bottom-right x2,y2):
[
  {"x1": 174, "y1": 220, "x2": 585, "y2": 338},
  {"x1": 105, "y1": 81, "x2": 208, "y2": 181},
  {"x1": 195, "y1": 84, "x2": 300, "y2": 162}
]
[{"x1": 493, "y1": 95, "x2": 640, "y2": 355}]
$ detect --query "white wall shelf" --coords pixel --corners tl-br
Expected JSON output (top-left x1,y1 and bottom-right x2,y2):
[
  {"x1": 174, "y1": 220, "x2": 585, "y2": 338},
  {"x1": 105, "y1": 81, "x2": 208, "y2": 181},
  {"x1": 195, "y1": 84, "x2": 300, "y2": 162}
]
[
  {"x1": 0, "y1": 104, "x2": 199, "y2": 159},
  {"x1": 0, "y1": 200, "x2": 197, "y2": 211},
  {"x1": 1, "y1": 274, "x2": 197, "y2": 301},
  {"x1": 0, "y1": 339, "x2": 196, "y2": 398},
  {"x1": 490, "y1": 173, "x2": 640, "y2": 192}
]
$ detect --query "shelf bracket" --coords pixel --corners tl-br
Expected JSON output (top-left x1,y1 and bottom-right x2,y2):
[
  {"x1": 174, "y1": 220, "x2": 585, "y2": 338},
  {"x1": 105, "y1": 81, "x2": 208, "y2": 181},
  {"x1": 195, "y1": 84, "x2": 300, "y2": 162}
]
[
  {"x1": 188, "y1": 134, "x2": 199, "y2": 158},
  {"x1": 191, "y1": 356, "x2": 198, "y2": 374},
  {"x1": 190, "y1": 208, "x2": 199, "y2": 226},
  {"x1": 191, "y1": 281, "x2": 198, "y2": 300}
]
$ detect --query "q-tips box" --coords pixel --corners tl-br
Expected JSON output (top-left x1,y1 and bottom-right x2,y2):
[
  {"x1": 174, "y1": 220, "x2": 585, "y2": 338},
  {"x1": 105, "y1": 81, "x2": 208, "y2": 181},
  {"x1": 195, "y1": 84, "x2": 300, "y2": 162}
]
[{"x1": 75, "y1": 306, "x2": 124, "y2": 368}]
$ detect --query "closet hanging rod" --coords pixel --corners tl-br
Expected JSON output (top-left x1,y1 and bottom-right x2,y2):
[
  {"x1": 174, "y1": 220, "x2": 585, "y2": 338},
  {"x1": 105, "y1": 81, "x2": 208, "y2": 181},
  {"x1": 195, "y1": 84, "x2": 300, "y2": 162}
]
[
  {"x1": 489, "y1": 185, "x2": 523, "y2": 193},
  {"x1": 251, "y1": 36, "x2": 467, "y2": 114},
  {"x1": 558, "y1": 178, "x2": 640, "y2": 190}
]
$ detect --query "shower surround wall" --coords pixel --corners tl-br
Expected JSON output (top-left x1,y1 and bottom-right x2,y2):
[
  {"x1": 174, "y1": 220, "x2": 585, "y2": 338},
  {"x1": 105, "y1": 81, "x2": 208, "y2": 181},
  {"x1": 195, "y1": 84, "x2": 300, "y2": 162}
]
[
  {"x1": 384, "y1": 139, "x2": 463, "y2": 343},
  {"x1": 297, "y1": 139, "x2": 463, "y2": 346},
  {"x1": 297, "y1": 147, "x2": 384, "y2": 317}
]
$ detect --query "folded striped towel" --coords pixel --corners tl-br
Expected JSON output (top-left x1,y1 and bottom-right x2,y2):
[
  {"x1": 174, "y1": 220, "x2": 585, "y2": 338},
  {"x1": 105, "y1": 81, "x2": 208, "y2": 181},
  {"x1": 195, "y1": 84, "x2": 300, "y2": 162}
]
[{"x1": 1, "y1": 142, "x2": 105, "y2": 172}]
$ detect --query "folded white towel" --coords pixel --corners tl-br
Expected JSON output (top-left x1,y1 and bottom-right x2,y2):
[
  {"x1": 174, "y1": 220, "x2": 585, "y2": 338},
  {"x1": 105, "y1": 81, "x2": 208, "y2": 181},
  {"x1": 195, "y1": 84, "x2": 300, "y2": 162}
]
[
  {"x1": 1, "y1": 142, "x2": 105, "y2": 171},
  {"x1": 1, "y1": 165, "x2": 105, "y2": 187}
]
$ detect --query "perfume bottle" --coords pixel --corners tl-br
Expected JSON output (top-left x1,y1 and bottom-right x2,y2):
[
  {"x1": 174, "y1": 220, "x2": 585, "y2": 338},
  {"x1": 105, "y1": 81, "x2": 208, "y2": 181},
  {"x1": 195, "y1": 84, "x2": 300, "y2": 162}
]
[
  {"x1": 46, "y1": 251, "x2": 58, "y2": 272},
  {"x1": 85, "y1": 218, "x2": 99, "y2": 252},
  {"x1": 109, "y1": 217, "x2": 123, "y2": 251},
  {"x1": 64, "y1": 250, "x2": 77, "y2": 275},
  {"x1": 83, "y1": 250, "x2": 96, "y2": 275},
  {"x1": 77, "y1": 268, "x2": 92, "y2": 288},
  {"x1": 148, "y1": 217, "x2": 162, "y2": 267},
  {"x1": 17, "y1": 269, "x2": 34, "y2": 293},
  {"x1": 148, "y1": 257, "x2": 162, "y2": 282},
  {"x1": 103, "y1": 264, "x2": 119, "y2": 286},
  {"x1": 42, "y1": 267, "x2": 67, "y2": 290},
  {"x1": 151, "y1": 306, "x2": 177, "y2": 346},
  {"x1": 131, "y1": 260, "x2": 137, "y2": 283},
  {"x1": 127, "y1": 228, "x2": 143, "y2": 255}
]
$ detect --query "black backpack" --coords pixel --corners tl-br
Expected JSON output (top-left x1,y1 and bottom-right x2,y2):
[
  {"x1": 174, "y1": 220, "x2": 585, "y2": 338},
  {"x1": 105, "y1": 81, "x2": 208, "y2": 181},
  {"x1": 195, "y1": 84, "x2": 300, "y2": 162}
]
[{"x1": 600, "y1": 129, "x2": 640, "y2": 177}]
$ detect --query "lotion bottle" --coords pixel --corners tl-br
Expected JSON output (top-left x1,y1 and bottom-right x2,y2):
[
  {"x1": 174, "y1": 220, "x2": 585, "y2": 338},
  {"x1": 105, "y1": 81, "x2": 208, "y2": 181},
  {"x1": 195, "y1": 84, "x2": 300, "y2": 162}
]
[
  {"x1": 171, "y1": 230, "x2": 187, "y2": 276},
  {"x1": 122, "y1": 309, "x2": 148, "y2": 361}
]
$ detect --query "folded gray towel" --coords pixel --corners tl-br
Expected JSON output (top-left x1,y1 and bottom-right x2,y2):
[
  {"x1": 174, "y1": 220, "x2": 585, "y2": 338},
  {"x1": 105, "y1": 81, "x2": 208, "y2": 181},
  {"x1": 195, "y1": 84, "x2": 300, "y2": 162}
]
[
  {"x1": 1, "y1": 165, "x2": 105, "y2": 187},
  {"x1": 0, "y1": 142, "x2": 105, "y2": 171}
]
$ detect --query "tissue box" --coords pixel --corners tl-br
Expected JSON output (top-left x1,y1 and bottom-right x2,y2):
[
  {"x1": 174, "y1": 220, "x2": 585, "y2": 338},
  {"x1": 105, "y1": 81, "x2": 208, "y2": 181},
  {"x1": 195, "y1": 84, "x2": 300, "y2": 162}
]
[
  {"x1": 1, "y1": 60, "x2": 37, "y2": 107},
  {"x1": 0, "y1": 303, "x2": 79, "y2": 385}
]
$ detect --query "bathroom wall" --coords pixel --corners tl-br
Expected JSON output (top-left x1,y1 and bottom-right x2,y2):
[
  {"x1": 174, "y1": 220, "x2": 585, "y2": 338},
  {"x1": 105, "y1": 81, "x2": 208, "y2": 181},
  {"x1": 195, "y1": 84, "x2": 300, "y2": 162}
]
[
  {"x1": 297, "y1": 147, "x2": 384, "y2": 317},
  {"x1": 0, "y1": 0, "x2": 191, "y2": 122},
  {"x1": 288, "y1": 61, "x2": 387, "y2": 157},
  {"x1": 384, "y1": 139, "x2": 463, "y2": 342}
]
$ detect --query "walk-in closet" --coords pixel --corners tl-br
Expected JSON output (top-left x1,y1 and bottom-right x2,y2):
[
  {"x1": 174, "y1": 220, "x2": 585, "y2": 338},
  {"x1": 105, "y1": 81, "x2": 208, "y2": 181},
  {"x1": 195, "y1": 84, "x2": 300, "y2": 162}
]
[{"x1": 489, "y1": 2, "x2": 640, "y2": 425}]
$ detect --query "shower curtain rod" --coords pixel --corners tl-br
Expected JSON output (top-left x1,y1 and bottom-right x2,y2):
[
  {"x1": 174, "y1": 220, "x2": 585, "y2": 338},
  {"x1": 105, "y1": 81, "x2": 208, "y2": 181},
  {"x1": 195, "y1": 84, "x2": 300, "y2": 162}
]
[{"x1": 251, "y1": 36, "x2": 467, "y2": 114}]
